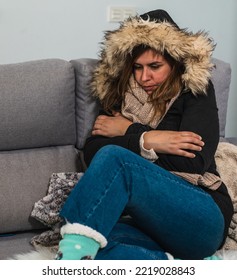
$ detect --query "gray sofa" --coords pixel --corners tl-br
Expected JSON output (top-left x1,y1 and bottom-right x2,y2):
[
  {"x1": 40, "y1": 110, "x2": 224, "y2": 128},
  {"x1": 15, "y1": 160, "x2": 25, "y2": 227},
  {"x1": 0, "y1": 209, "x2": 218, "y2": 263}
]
[{"x1": 0, "y1": 57, "x2": 236, "y2": 260}]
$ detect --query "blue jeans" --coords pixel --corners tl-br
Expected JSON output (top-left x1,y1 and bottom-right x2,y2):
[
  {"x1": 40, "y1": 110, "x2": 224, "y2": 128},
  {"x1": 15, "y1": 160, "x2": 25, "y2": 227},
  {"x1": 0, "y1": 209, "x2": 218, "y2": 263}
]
[{"x1": 60, "y1": 145, "x2": 224, "y2": 260}]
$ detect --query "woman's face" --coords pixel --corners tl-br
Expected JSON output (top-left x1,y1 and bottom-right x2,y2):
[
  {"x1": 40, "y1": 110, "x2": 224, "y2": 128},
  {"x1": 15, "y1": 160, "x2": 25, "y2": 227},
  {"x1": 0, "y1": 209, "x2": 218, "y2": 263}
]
[{"x1": 133, "y1": 49, "x2": 172, "y2": 95}]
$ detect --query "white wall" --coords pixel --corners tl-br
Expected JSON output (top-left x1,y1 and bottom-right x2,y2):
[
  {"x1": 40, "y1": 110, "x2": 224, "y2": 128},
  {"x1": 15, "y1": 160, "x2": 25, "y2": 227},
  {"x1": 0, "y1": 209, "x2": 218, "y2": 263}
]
[{"x1": 1, "y1": 0, "x2": 236, "y2": 136}]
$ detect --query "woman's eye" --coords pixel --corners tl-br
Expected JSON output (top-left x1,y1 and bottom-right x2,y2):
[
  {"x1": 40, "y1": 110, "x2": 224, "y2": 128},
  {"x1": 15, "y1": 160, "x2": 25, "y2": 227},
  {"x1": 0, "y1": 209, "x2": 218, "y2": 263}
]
[
  {"x1": 133, "y1": 63, "x2": 161, "y2": 71},
  {"x1": 150, "y1": 64, "x2": 160, "y2": 69},
  {"x1": 133, "y1": 64, "x2": 142, "y2": 70}
]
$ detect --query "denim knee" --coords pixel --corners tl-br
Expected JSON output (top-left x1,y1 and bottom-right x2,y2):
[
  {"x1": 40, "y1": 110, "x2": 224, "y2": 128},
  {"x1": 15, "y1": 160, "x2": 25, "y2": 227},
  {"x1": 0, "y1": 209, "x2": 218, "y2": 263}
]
[{"x1": 92, "y1": 145, "x2": 131, "y2": 166}]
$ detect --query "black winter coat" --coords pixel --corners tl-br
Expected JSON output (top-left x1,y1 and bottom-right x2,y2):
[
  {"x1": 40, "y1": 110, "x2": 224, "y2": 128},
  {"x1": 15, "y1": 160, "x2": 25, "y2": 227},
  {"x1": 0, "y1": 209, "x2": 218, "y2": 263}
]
[{"x1": 84, "y1": 81, "x2": 234, "y2": 246}]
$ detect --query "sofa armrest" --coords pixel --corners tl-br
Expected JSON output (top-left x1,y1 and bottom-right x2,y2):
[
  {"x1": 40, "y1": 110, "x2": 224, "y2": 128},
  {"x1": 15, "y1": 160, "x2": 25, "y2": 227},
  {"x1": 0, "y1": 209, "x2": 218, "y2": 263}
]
[{"x1": 211, "y1": 58, "x2": 231, "y2": 138}]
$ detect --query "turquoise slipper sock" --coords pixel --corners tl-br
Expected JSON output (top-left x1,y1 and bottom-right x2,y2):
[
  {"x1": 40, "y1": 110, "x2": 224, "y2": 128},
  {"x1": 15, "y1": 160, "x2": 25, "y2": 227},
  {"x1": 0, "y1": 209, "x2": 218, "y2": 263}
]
[{"x1": 55, "y1": 234, "x2": 100, "y2": 260}]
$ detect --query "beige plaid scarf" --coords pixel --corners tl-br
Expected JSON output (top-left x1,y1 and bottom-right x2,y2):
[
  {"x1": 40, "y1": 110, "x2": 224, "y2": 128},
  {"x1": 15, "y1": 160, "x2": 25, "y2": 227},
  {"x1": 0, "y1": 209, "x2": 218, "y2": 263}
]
[{"x1": 121, "y1": 76, "x2": 161, "y2": 128}]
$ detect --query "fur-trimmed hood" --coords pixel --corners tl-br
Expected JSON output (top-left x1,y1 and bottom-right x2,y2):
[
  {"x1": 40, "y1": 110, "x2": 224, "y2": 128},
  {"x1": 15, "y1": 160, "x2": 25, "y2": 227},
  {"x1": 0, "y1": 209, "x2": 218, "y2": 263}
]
[{"x1": 92, "y1": 14, "x2": 215, "y2": 100}]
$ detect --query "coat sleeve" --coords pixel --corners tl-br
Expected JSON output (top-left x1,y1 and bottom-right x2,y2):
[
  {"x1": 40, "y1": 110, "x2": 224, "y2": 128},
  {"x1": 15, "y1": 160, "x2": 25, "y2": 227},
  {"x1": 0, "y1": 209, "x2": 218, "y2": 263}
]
[
  {"x1": 156, "y1": 81, "x2": 220, "y2": 174},
  {"x1": 83, "y1": 132, "x2": 142, "y2": 166},
  {"x1": 83, "y1": 108, "x2": 154, "y2": 166}
]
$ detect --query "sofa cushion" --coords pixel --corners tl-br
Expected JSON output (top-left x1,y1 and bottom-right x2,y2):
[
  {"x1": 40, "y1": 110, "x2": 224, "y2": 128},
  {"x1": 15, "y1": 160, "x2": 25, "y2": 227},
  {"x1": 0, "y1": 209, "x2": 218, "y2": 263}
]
[
  {"x1": 70, "y1": 59, "x2": 101, "y2": 149},
  {"x1": 0, "y1": 145, "x2": 81, "y2": 234},
  {"x1": 211, "y1": 58, "x2": 231, "y2": 137},
  {"x1": 0, "y1": 230, "x2": 44, "y2": 260},
  {"x1": 0, "y1": 59, "x2": 76, "y2": 151}
]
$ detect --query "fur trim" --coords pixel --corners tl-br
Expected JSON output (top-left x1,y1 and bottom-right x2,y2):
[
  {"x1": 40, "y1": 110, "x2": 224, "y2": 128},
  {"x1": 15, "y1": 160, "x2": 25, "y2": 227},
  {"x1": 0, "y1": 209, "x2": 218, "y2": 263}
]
[
  {"x1": 92, "y1": 16, "x2": 215, "y2": 100},
  {"x1": 61, "y1": 223, "x2": 107, "y2": 248},
  {"x1": 9, "y1": 248, "x2": 55, "y2": 260}
]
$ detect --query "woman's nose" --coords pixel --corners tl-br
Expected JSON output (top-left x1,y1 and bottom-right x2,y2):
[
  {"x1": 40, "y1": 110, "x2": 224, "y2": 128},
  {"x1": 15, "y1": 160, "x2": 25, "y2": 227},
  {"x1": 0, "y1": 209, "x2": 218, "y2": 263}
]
[{"x1": 141, "y1": 68, "x2": 151, "y2": 81}]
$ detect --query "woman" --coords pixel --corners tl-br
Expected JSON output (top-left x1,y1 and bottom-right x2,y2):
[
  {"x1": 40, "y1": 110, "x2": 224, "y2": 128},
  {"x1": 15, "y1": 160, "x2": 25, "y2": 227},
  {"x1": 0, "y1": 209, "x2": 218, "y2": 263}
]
[{"x1": 56, "y1": 10, "x2": 233, "y2": 260}]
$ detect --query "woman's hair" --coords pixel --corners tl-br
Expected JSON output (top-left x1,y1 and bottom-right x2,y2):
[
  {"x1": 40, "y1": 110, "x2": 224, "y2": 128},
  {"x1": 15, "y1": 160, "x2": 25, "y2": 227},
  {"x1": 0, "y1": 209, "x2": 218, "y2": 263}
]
[{"x1": 100, "y1": 45, "x2": 184, "y2": 118}]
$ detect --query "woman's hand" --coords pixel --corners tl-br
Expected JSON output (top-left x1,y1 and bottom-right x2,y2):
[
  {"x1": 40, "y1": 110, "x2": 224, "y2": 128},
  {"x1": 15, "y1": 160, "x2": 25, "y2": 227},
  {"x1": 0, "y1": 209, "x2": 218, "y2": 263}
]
[
  {"x1": 92, "y1": 112, "x2": 133, "y2": 137},
  {"x1": 143, "y1": 130, "x2": 205, "y2": 158}
]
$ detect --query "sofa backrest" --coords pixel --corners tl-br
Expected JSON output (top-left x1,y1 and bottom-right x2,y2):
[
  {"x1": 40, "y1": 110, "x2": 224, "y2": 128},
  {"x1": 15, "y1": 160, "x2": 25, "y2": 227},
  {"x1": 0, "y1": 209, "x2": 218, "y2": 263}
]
[
  {"x1": 72, "y1": 57, "x2": 232, "y2": 149},
  {"x1": 0, "y1": 59, "x2": 81, "y2": 234},
  {"x1": 0, "y1": 59, "x2": 76, "y2": 151}
]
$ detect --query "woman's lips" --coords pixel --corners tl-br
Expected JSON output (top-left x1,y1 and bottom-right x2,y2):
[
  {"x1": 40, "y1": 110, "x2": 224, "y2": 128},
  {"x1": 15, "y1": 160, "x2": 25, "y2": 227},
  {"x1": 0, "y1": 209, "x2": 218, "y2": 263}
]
[{"x1": 143, "y1": 85, "x2": 157, "y2": 93}]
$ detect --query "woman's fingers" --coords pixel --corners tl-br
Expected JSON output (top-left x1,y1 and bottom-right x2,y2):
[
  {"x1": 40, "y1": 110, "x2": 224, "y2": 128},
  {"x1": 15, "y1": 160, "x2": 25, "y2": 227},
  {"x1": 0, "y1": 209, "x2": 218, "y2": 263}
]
[{"x1": 143, "y1": 130, "x2": 205, "y2": 157}]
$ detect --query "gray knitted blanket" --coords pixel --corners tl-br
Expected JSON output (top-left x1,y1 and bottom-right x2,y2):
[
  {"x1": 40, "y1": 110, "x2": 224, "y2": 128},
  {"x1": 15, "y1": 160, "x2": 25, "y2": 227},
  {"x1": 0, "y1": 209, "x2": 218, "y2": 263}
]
[
  {"x1": 30, "y1": 172, "x2": 83, "y2": 248},
  {"x1": 30, "y1": 142, "x2": 237, "y2": 251}
]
